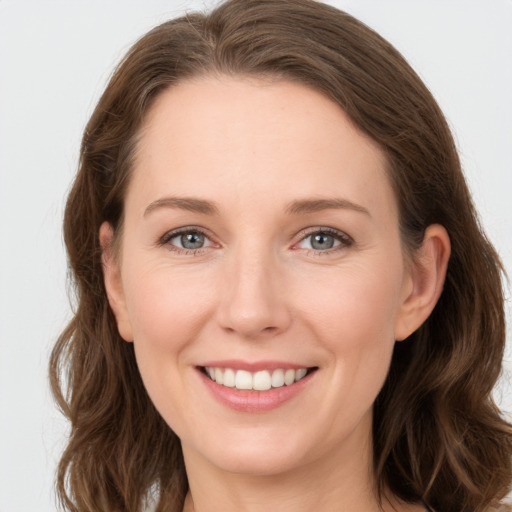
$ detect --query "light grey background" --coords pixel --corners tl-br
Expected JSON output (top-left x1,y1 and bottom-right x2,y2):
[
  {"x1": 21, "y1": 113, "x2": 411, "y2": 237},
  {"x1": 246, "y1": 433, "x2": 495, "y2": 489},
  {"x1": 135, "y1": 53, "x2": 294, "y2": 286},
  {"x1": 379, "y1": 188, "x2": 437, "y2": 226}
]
[{"x1": 1, "y1": 1, "x2": 511, "y2": 510}]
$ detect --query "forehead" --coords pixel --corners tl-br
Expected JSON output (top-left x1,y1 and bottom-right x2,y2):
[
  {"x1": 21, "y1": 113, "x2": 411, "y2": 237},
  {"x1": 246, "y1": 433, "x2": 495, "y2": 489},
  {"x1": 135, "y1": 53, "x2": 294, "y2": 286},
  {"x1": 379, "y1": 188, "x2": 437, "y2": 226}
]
[{"x1": 128, "y1": 75, "x2": 396, "y2": 221}]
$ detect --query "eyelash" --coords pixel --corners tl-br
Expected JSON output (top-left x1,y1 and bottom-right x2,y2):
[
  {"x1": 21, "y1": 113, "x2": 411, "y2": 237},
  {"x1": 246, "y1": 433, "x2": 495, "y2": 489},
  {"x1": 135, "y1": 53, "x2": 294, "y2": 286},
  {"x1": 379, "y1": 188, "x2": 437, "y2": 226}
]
[
  {"x1": 158, "y1": 226, "x2": 214, "y2": 255},
  {"x1": 158, "y1": 226, "x2": 353, "y2": 255},
  {"x1": 294, "y1": 227, "x2": 354, "y2": 255}
]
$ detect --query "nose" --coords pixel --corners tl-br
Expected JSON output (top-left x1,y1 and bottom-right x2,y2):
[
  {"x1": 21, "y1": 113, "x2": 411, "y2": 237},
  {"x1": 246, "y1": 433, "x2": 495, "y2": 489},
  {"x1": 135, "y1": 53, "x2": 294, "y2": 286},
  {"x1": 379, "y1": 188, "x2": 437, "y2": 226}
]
[{"x1": 216, "y1": 249, "x2": 292, "y2": 339}]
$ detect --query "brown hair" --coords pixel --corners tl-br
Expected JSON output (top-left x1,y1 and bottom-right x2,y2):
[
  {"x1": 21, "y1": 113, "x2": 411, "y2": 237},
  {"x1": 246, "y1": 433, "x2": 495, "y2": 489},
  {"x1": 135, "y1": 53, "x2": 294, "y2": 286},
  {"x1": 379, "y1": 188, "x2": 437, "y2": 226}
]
[{"x1": 50, "y1": 1, "x2": 512, "y2": 511}]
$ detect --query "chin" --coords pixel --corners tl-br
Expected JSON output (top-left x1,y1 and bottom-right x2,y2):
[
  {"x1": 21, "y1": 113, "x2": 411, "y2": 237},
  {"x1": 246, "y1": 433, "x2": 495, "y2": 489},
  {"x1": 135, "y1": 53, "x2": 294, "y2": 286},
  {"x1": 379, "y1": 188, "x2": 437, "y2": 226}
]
[
  {"x1": 182, "y1": 425, "x2": 314, "y2": 476},
  {"x1": 209, "y1": 449, "x2": 307, "y2": 477}
]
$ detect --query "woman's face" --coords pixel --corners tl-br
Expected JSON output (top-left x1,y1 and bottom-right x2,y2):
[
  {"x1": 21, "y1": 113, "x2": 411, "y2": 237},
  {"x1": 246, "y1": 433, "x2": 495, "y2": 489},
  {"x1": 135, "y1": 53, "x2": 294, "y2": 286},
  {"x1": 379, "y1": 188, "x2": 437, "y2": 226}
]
[{"x1": 104, "y1": 76, "x2": 418, "y2": 476}]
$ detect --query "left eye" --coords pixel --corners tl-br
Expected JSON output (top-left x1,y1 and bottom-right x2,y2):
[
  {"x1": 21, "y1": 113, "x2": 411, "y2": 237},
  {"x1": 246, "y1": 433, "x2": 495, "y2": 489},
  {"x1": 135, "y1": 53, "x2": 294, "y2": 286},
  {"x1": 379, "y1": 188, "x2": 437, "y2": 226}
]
[
  {"x1": 296, "y1": 230, "x2": 350, "y2": 251},
  {"x1": 167, "y1": 230, "x2": 213, "y2": 250}
]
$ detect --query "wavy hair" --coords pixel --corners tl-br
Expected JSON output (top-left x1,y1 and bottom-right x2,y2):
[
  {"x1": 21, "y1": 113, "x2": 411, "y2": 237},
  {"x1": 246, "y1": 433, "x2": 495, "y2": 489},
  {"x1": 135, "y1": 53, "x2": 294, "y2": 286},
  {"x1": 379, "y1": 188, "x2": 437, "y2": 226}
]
[{"x1": 50, "y1": 1, "x2": 512, "y2": 511}]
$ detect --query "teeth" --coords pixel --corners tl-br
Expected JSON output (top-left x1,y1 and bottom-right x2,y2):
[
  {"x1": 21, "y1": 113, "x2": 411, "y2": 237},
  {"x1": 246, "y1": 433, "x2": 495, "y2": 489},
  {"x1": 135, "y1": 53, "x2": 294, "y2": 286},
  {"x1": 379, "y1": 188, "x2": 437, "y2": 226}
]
[
  {"x1": 205, "y1": 367, "x2": 310, "y2": 390},
  {"x1": 253, "y1": 370, "x2": 272, "y2": 391},
  {"x1": 235, "y1": 370, "x2": 253, "y2": 390},
  {"x1": 271, "y1": 369, "x2": 285, "y2": 387},
  {"x1": 284, "y1": 369, "x2": 295, "y2": 385},
  {"x1": 295, "y1": 368, "x2": 307, "y2": 381},
  {"x1": 223, "y1": 368, "x2": 235, "y2": 388}
]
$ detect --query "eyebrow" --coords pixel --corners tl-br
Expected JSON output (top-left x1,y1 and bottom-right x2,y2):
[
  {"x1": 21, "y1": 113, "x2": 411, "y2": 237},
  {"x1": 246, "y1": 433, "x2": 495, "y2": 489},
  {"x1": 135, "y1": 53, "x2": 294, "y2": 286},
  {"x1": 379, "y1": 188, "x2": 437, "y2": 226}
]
[
  {"x1": 143, "y1": 195, "x2": 370, "y2": 218},
  {"x1": 285, "y1": 198, "x2": 371, "y2": 217},
  {"x1": 144, "y1": 196, "x2": 220, "y2": 217}
]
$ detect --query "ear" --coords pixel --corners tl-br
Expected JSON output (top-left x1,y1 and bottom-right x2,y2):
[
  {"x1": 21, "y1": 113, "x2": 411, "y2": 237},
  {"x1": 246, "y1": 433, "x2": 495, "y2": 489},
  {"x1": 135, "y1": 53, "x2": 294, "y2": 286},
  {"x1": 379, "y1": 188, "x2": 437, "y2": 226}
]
[
  {"x1": 394, "y1": 224, "x2": 451, "y2": 341},
  {"x1": 99, "y1": 222, "x2": 134, "y2": 342}
]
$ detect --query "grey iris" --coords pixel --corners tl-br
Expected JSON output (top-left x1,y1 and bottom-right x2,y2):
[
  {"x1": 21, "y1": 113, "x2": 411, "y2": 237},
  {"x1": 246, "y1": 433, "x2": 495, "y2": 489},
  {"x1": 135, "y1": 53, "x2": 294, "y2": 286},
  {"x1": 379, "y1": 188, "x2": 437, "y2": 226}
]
[
  {"x1": 311, "y1": 233, "x2": 335, "y2": 250},
  {"x1": 181, "y1": 232, "x2": 205, "y2": 249}
]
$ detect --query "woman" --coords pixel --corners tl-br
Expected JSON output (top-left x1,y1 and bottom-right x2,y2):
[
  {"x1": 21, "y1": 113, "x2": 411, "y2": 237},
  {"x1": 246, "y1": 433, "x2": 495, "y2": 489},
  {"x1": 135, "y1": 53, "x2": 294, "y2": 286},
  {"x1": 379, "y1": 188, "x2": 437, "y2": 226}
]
[{"x1": 49, "y1": 0, "x2": 512, "y2": 511}]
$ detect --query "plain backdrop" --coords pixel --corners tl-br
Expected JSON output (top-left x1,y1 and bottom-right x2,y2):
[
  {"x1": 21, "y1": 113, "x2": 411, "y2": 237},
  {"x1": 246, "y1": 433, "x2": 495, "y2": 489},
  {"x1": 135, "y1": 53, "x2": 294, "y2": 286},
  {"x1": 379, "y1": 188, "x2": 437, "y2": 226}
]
[{"x1": 1, "y1": 1, "x2": 511, "y2": 510}]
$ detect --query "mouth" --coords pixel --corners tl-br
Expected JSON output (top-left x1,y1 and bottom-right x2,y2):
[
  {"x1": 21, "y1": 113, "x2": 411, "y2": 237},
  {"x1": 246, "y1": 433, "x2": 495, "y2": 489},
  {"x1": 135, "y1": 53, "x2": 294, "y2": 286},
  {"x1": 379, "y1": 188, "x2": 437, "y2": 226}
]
[{"x1": 200, "y1": 366, "x2": 318, "y2": 391}]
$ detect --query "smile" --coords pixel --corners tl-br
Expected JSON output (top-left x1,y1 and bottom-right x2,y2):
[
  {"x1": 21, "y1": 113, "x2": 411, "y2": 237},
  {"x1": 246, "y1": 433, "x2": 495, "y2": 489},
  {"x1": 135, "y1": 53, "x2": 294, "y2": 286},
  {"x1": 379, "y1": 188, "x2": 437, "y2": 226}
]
[
  {"x1": 203, "y1": 367, "x2": 311, "y2": 391},
  {"x1": 198, "y1": 362, "x2": 318, "y2": 412}
]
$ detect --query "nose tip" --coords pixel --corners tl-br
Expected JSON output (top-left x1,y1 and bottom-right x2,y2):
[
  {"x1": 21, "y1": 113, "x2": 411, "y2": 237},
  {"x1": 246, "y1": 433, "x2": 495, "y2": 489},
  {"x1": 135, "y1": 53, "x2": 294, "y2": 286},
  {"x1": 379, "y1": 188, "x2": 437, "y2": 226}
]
[{"x1": 216, "y1": 259, "x2": 291, "y2": 339}]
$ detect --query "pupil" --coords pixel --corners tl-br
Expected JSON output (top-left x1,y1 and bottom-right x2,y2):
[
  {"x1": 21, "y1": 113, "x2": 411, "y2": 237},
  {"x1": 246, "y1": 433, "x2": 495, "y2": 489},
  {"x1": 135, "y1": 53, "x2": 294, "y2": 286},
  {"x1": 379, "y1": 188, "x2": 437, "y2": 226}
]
[
  {"x1": 181, "y1": 232, "x2": 204, "y2": 249},
  {"x1": 311, "y1": 233, "x2": 334, "y2": 250}
]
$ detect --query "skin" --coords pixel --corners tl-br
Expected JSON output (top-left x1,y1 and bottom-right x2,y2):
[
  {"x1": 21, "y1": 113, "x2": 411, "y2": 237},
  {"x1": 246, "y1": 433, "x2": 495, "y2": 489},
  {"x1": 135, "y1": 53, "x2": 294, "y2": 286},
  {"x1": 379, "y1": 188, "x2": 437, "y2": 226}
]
[{"x1": 101, "y1": 76, "x2": 450, "y2": 512}]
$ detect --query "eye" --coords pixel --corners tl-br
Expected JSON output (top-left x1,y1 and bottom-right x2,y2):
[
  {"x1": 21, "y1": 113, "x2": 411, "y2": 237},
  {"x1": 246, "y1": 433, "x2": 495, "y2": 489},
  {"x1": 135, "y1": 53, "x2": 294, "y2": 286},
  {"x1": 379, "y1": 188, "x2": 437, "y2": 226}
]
[
  {"x1": 160, "y1": 228, "x2": 215, "y2": 253},
  {"x1": 173, "y1": 231, "x2": 208, "y2": 250},
  {"x1": 295, "y1": 228, "x2": 352, "y2": 252}
]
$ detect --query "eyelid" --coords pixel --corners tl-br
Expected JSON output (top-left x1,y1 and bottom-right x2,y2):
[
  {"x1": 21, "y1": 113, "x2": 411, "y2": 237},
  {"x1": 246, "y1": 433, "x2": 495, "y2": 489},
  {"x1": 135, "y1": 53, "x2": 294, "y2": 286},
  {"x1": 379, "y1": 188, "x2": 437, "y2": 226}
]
[
  {"x1": 292, "y1": 226, "x2": 354, "y2": 251},
  {"x1": 158, "y1": 225, "x2": 218, "y2": 253}
]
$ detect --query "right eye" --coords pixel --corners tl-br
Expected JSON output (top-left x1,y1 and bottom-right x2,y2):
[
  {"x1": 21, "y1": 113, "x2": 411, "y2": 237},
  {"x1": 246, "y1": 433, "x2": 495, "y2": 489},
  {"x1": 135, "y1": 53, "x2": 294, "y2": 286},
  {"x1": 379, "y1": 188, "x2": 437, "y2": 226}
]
[{"x1": 160, "y1": 228, "x2": 215, "y2": 253}]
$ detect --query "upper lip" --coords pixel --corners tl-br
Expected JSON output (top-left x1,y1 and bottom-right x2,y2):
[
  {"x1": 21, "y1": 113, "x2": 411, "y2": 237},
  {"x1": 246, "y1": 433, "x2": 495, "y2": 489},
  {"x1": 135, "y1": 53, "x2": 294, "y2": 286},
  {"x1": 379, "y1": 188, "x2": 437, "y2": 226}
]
[{"x1": 199, "y1": 360, "x2": 315, "y2": 372}]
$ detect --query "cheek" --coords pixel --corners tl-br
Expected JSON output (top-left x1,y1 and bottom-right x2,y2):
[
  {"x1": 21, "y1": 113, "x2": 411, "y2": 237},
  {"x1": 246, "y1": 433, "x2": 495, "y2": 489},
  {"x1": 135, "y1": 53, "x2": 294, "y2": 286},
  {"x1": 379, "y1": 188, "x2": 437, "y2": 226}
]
[
  {"x1": 301, "y1": 263, "x2": 403, "y2": 350},
  {"x1": 121, "y1": 262, "x2": 215, "y2": 381},
  {"x1": 122, "y1": 265, "x2": 219, "y2": 429},
  {"x1": 123, "y1": 262, "x2": 216, "y2": 349},
  {"x1": 296, "y1": 260, "x2": 404, "y2": 414}
]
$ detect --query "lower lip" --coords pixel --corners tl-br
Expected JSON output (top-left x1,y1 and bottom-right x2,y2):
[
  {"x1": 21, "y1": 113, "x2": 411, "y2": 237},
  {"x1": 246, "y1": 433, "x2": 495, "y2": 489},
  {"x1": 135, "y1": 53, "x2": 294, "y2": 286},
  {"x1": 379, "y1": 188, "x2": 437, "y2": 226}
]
[{"x1": 199, "y1": 370, "x2": 315, "y2": 413}]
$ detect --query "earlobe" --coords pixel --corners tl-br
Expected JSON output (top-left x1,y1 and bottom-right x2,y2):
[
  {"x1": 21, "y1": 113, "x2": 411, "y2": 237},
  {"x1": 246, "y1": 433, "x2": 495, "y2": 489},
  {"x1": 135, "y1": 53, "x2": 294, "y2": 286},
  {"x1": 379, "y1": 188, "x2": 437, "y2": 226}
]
[
  {"x1": 394, "y1": 224, "x2": 451, "y2": 341},
  {"x1": 99, "y1": 222, "x2": 134, "y2": 342}
]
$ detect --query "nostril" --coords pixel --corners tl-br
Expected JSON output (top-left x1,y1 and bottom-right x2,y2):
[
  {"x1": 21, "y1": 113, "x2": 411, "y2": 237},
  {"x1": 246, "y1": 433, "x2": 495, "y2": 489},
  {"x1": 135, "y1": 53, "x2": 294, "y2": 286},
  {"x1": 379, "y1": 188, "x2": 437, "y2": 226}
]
[{"x1": 221, "y1": 322, "x2": 283, "y2": 339}]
